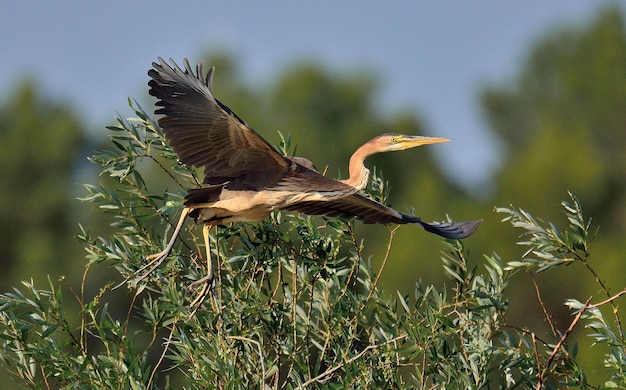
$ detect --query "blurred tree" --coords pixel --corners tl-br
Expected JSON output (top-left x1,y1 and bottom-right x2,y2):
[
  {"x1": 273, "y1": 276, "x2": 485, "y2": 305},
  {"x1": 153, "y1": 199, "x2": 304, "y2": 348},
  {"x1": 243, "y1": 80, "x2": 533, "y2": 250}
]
[
  {"x1": 480, "y1": 6, "x2": 626, "y2": 381},
  {"x1": 1, "y1": 6, "x2": 625, "y2": 385},
  {"x1": 0, "y1": 81, "x2": 86, "y2": 290},
  {"x1": 1, "y1": 101, "x2": 623, "y2": 390},
  {"x1": 482, "y1": 7, "x2": 626, "y2": 233}
]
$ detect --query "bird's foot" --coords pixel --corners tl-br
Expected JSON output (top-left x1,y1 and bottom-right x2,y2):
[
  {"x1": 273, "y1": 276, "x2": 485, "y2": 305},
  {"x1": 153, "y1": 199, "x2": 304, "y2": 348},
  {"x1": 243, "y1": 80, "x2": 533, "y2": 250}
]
[
  {"x1": 131, "y1": 251, "x2": 171, "y2": 286},
  {"x1": 188, "y1": 274, "x2": 215, "y2": 317}
]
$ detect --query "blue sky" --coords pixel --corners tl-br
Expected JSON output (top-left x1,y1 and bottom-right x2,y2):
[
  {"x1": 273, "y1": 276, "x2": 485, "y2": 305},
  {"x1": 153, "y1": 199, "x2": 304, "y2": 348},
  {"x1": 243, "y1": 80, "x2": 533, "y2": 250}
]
[{"x1": 1, "y1": 1, "x2": 620, "y2": 192}]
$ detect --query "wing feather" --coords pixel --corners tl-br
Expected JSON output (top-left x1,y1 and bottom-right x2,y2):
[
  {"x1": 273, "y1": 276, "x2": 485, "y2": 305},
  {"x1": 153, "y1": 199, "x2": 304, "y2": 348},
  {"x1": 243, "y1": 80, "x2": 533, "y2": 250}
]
[
  {"x1": 282, "y1": 193, "x2": 482, "y2": 239},
  {"x1": 148, "y1": 58, "x2": 290, "y2": 188},
  {"x1": 282, "y1": 193, "x2": 407, "y2": 224}
]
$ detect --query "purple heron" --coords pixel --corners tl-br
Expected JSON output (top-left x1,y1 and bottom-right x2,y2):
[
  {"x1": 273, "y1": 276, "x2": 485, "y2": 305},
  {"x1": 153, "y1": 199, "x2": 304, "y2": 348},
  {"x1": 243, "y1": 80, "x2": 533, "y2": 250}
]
[{"x1": 143, "y1": 58, "x2": 481, "y2": 291}]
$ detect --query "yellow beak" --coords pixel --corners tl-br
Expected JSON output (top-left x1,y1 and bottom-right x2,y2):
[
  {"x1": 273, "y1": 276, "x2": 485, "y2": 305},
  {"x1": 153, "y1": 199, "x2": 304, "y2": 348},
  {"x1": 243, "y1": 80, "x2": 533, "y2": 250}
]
[{"x1": 399, "y1": 135, "x2": 450, "y2": 147}]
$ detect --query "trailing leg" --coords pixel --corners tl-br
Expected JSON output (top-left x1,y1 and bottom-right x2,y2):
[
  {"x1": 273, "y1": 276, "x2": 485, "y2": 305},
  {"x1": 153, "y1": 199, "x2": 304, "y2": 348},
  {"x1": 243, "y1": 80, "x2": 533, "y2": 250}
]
[{"x1": 135, "y1": 207, "x2": 191, "y2": 283}]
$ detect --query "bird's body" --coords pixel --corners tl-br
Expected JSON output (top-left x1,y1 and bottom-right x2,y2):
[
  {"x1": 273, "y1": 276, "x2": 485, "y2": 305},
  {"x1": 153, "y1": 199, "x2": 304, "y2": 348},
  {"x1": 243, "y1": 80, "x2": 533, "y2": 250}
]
[
  {"x1": 182, "y1": 153, "x2": 362, "y2": 226},
  {"x1": 143, "y1": 58, "x2": 481, "y2": 296}
]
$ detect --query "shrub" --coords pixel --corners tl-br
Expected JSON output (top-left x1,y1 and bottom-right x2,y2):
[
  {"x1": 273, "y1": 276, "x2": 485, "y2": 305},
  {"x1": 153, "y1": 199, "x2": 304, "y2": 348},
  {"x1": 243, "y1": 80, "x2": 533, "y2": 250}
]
[{"x1": 0, "y1": 103, "x2": 623, "y2": 389}]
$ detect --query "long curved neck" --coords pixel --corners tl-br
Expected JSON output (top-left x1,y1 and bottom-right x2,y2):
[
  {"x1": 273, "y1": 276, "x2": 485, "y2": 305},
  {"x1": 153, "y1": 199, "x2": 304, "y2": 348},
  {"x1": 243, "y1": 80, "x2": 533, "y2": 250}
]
[{"x1": 339, "y1": 145, "x2": 372, "y2": 190}]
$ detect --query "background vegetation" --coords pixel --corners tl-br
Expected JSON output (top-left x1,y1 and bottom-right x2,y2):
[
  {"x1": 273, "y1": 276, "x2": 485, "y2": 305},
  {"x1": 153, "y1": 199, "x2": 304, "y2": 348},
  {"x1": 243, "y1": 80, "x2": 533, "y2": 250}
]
[{"x1": 0, "y1": 6, "x2": 624, "y2": 388}]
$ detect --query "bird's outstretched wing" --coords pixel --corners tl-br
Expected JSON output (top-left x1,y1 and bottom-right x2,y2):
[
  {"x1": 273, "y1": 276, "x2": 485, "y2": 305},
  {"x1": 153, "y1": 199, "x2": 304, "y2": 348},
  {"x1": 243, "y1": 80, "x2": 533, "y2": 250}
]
[
  {"x1": 282, "y1": 193, "x2": 481, "y2": 239},
  {"x1": 148, "y1": 58, "x2": 290, "y2": 188}
]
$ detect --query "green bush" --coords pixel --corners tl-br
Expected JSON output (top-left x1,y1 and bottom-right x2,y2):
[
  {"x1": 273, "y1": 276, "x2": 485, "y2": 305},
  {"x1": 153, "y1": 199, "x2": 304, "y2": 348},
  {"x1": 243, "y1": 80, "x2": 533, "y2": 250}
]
[{"x1": 0, "y1": 102, "x2": 623, "y2": 389}]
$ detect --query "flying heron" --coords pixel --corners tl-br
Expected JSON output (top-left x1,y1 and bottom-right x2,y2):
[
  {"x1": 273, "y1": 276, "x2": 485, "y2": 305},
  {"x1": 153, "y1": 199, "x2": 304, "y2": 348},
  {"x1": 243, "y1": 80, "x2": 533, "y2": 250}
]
[{"x1": 143, "y1": 58, "x2": 481, "y2": 295}]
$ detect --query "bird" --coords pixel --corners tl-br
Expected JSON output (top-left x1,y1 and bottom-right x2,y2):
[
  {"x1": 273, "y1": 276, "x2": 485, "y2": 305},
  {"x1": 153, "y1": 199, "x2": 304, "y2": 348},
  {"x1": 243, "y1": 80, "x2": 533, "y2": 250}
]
[{"x1": 142, "y1": 57, "x2": 481, "y2": 297}]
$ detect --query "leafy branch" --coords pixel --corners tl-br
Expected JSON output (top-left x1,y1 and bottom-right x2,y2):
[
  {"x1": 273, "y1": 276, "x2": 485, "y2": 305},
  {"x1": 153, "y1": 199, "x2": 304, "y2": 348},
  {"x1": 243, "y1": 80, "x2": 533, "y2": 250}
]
[
  {"x1": 498, "y1": 194, "x2": 626, "y2": 389},
  {"x1": 0, "y1": 101, "x2": 623, "y2": 388}
]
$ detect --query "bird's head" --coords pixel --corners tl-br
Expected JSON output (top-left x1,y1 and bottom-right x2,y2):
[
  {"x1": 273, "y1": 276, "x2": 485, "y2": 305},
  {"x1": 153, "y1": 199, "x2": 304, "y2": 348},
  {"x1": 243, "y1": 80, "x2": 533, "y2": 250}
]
[{"x1": 368, "y1": 133, "x2": 450, "y2": 153}]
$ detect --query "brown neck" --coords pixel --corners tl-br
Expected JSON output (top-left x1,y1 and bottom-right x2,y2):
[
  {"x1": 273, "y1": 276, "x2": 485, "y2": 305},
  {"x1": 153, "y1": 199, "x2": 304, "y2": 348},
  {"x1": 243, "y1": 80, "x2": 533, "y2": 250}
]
[{"x1": 339, "y1": 145, "x2": 371, "y2": 190}]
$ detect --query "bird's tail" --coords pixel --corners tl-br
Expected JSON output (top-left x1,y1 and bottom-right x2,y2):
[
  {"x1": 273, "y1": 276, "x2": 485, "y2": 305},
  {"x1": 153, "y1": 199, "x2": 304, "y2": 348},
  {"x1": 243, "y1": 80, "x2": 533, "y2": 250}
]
[{"x1": 417, "y1": 219, "x2": 482, "y2": 239}]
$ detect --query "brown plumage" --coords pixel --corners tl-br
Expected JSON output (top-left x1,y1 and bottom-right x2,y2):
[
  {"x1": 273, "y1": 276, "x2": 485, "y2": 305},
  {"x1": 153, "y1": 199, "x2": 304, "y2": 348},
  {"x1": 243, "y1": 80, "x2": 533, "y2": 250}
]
[{"x1": 142, "y1": 58, "x2": 481, "y2": 292}]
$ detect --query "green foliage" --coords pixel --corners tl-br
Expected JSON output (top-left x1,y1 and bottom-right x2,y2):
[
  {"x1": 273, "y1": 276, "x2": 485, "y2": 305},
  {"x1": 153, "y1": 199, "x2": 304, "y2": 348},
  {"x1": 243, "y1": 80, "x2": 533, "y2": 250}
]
[
  {"x1": 498, "y1": 192, "x2": 592, "y2": 273},
  {"x1": 0, "y1": 7, "x2": 623, "y2": 387},
  {"x1": 1, "y1": 8, "x2": 625, "y2": 387},
  {"x1": 0, "y1": 81, "x2": 86, "y2": 289},
  {"x1": 498, "y1": 193, "x2": 626, "y2": 388},
  {"x1": 478, "y1": 12, "x2": 626, "y2": 377},
  {"x1": 481, "y1": 6, "x2": 626, "y2": 229},
  {"x1": 0, "y1": 102, "x2": 623, "y2": 389}
]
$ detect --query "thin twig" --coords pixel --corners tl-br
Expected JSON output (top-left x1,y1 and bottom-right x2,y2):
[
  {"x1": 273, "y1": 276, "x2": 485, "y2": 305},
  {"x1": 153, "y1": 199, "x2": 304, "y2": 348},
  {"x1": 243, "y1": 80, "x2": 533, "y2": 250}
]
[
  {"x1": 531, "y1": 333, "x2": 541, "y2": 382},
  {"x1": 226, "y1": 336, "x2": 266, "y2": 390},
  {"x1": 40, "y1": 362, "x2": 51, "y2": 390},
  {"x1": 587, "y1": 287, "x2": 626, "y2": 309},
  {"x1": 365, "y1": 225, "x2": 399, "y2": 304},
  {"x1": 536, "y1": 297, "x2": 592, "y2": 389},
  {"x1": 419, "y1": 351, "x2": 427, "y2": 390},
  {"x1": 530, "y1": 274, "x2": 557, "y2": 336},
  {"x1": 148, "y1": 322, "x2": 177, "y2": 389},
  {"x1": 298, "y1": 334, "x2": 408, "y2": 388},
  {"x1": 501, "y1": 323, "x2": 551, "y2": 349},
  {"x1": 580, "y1": 260, "x2": 624, "y2": 339}
]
